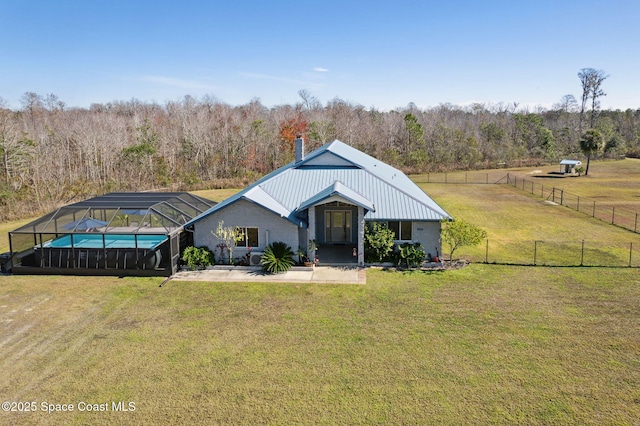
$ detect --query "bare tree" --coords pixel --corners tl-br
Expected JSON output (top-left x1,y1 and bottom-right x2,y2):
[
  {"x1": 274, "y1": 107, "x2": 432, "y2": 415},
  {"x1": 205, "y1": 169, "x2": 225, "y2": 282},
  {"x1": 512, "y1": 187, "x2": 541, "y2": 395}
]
[
  {"x1": 2, "y1": 88, "x2": 638, "y2": 221},
  {"x1": 298, "y1": 89, "x2": 321, "y2": 111},
  {"x1": 578, "y1": 68, "x2": 608, "y2": 132},
  {"x1": 553, "y1": 94, "x2": 578, "y2": 113}
]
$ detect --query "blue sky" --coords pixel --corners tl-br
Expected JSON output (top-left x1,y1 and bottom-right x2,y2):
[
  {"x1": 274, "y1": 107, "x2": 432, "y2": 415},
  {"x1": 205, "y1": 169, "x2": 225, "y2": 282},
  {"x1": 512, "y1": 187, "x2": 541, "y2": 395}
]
[{"x1": 1, "y1": 0, "x2": 638, "y2": 111}]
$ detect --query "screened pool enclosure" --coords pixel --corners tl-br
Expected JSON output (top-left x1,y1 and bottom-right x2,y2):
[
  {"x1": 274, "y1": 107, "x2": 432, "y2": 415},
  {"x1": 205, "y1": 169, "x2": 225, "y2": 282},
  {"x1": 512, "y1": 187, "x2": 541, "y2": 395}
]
[{"x1": 8, "y1": 192, "x2": 215, "y2": 276}]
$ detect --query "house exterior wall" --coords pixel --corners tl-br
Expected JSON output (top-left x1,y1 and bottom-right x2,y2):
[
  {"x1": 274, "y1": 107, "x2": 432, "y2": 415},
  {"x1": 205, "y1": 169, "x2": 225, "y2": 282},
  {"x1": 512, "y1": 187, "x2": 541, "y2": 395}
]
[
  {"x1": 412, "y1": 221, "x2": 442, "y2": 259},
  {"x1": 193, "y1": 199, "x2": 300, "y2": 260},
  {"x1": 302, "y1": 152, "x2": 352, "y2": 167}
]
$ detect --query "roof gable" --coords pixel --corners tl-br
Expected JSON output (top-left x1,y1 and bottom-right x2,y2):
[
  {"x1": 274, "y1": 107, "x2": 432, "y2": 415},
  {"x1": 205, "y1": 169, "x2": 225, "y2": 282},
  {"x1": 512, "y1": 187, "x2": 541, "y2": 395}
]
[
  {"x1": 298, "y1": 181, "x2": 375, "y2": 212},
  {"x1": 297, "y1": 151, "x2": 357, "y2": 168}
]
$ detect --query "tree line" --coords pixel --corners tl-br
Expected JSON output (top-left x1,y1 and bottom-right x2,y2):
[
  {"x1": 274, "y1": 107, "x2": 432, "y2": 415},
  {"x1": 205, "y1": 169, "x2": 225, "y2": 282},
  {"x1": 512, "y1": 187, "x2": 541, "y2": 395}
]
[{"x1": 1, "y1": 85, "x2": 638, "y2": 221}]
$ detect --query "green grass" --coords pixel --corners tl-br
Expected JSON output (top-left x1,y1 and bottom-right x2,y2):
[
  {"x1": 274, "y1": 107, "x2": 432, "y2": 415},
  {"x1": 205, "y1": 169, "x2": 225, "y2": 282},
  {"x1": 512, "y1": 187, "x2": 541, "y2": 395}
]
[
  {"x1": 418, "y1": 159, "x2": 640, "y2": 266},
  {"x1": 424, "y1": 183, "x2": 640, "y2": 265},
  {"x1": 1, "y1": 268, "x2": 639, "y2": 425},
  {"x1": 0, "y1": 217, "x2": 34, "y2": 253}
]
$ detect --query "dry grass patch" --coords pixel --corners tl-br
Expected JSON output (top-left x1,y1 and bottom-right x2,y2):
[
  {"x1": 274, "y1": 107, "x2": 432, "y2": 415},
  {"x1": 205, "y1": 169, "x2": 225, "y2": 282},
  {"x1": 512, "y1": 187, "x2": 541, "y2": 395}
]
[{"x1": 192, "y1": 188, "x2": 242, "y2": 203}]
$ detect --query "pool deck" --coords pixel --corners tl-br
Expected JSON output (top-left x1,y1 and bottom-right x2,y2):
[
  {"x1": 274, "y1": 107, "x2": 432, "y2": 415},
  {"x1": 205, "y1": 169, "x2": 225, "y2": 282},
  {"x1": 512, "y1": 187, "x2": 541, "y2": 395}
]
[{"x1": 169, "y1": 265, "x2": 366, "y2": 284}]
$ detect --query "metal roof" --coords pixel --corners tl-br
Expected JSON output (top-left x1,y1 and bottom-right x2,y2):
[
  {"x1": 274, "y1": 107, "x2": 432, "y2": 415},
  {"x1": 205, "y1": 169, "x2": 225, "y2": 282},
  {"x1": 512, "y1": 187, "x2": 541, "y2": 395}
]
[
  {"x1": 186, "y1": 140, "x2": 452, "y2": 227},
  {"x1": 560, "y1": 159, "x2": 582, "y2": 165}
]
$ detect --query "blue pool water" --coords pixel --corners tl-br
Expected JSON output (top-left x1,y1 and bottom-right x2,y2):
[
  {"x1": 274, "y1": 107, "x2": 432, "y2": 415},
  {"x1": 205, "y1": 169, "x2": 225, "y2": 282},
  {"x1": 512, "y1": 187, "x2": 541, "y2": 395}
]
[{"x1": 43, "y1": 234, "x2": 167, "y2": 249}]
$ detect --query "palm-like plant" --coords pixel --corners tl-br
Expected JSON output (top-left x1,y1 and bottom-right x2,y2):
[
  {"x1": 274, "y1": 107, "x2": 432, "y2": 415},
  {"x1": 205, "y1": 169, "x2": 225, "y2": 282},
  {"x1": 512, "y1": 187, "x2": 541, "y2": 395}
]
[
  {"x1": 261, "y1": 242, "x2": 295, "y2": 273},
  {"x1": 579, "y1": 129, "x2": 603, "y2": 176}
]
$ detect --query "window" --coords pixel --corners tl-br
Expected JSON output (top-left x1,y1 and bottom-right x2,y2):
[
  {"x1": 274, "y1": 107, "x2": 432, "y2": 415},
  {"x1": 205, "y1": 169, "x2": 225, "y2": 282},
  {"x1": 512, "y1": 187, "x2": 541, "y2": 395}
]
[
  {"x1": 381, "y1": 221, "x2": 412, "y2": 241},
  {"x1": 236, "y1": 227, "x2": 259, "y2": 247}
]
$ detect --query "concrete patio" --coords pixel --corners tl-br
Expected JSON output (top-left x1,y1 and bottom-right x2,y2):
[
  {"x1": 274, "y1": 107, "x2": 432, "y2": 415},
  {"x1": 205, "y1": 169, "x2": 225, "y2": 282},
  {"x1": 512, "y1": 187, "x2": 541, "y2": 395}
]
[{"x1": 169, "y1": 265, "x2": 366, "y2": 284}]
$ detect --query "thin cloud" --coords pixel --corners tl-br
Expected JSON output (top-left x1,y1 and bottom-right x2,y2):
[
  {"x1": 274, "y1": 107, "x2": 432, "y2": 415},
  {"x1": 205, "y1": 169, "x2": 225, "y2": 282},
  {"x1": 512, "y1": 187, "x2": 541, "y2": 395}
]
[{"x1": 313, "y1": 67, "x2": 329, "y2": 72}]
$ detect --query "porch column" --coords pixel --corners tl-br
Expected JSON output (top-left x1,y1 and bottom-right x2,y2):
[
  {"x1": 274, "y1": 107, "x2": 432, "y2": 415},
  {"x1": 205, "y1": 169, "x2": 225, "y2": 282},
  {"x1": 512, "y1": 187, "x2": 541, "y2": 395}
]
[
  {"x1": 307, "y1": 205, "x2": 316, "y2": 261},
  {"x1": 357, "y1": 206, "x2": 365, "y2": 266}
]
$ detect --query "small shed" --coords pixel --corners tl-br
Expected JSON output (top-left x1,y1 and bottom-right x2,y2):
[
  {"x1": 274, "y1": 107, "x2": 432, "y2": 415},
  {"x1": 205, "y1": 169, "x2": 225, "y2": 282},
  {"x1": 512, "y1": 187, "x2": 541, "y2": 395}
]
[{"x1": 560, "y1": 159, "x2": 582, "y2": 174}]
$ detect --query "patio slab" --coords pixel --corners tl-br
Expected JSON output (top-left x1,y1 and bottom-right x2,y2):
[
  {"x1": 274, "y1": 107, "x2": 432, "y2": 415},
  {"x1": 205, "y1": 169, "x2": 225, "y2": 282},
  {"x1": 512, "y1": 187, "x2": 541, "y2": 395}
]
[{"x1": 169, "y1": 266, "x2": 365, "y2": 284}]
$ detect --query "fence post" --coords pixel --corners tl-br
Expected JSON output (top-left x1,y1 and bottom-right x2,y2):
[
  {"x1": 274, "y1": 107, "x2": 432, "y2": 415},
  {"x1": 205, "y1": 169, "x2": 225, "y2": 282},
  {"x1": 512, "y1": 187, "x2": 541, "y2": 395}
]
[
  {"x1": 612, "y1": 207, "x2": 615, "y2": 224},
  {"x1": 534, "y1": 240, "x2": 538, "y2": 265},
  {"x1": 485, "y1": 239, "x2": 489, "y2": 263},
  {"x1": 635, "y1": 212, "x2": 638, "y2": 233},
  {"x1": 560, "y1": 189, "x2": 564, "y2": 206},
  {"x1": 593, "y1": 201, "x2": 596, "y2": 217},
  {"x1": 630, "y1": 242, "x2": 633, "y2": 267},
  {"x1": 581, "y1": 240, "x2": 585, "y2": 266},
  {"x1": 577, "y1": 196, "x2": 580, "y2": 212},
  {"x1": 541, "y1": 184, "x2": 544, "y2": 198},
  {"x1": 486, "y1": 173, "x2": 489, "y2": 184}
]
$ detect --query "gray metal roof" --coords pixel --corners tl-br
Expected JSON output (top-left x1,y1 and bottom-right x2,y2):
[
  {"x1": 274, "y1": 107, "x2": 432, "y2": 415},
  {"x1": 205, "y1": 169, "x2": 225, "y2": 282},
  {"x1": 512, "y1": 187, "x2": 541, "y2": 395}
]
[
  {"x1": 560, "y1": 159, "x2": 582, "y2": 165},
  {"x1": 186, "y1": 140, "x2": 452, "y2": 227}
]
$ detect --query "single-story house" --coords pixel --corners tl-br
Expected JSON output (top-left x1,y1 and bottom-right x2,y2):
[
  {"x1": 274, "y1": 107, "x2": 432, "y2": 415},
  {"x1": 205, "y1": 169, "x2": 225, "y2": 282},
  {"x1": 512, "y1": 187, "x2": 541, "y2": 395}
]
[
  {"x1": 184, "y1": 139, "x2": 452, "y2": 266},
  {"x1": 560, "y1": 159, "x2": 582, "y2": 174}
]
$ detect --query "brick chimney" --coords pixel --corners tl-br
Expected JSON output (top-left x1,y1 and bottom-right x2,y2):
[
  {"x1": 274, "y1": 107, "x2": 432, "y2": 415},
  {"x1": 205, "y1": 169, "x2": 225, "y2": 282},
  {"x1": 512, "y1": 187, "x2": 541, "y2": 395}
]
[{"x1": 295, "y1": 135, "x2": 305, "y2": 163}]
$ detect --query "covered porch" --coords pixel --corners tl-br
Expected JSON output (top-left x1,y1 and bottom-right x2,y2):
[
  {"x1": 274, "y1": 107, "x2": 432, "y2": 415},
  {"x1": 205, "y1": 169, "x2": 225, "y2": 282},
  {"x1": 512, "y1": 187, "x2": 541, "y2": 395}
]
[
  {"x1": 315, "y1": 244, "x2": 359, "y2": 266},
  {"x1": 299, "y1": 181, "x2": 373, "y2": 267}
]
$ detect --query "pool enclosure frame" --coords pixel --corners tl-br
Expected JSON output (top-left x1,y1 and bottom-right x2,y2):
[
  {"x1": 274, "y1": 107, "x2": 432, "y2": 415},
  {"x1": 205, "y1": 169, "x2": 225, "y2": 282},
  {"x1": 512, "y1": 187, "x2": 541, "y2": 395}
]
[{"x1": 8, "y1": 192, "x2": 215, "y2": 276}]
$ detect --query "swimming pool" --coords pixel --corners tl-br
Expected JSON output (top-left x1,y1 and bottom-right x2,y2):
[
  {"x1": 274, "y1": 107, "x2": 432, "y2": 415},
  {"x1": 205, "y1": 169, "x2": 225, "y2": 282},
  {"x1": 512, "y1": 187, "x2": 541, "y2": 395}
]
[{"x1": 42, "y1": 234, "x2": 167, "y2": 250}]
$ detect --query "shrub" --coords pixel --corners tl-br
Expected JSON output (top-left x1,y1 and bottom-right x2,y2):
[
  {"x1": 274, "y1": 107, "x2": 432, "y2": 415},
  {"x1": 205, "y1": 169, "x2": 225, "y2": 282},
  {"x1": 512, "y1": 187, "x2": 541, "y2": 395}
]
[
  {"x1": 364, "y1": 222, "x2": 396, "y2": 263},
  {"x1": 261, "y1": 242, "x2": 295, "y2": 273},
  {"x1": 181, "y1": 246, "x2": 214, "y2": 270},
  {"x1": 441, "y1": 219, "x2": 487, "y2": 261},
  {"x1": 394, "y1": 243, "x2": 426, "y2": 268}
]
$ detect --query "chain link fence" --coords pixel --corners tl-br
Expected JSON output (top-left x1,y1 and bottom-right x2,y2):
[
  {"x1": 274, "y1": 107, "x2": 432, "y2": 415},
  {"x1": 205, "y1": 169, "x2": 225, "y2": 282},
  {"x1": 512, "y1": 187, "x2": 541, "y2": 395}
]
[
  {"x1": 505, "y1": 173, "x2": 640, "y2": 234},
  {"x1": 459, "y1": 239, "x2": 640, "y2": 267},
  {"x1": 421, "y1": 171, "x2": 640, "y2": 267},
  {"x1": 413, "y1": 171, "x2": 512, "y2": 185}
]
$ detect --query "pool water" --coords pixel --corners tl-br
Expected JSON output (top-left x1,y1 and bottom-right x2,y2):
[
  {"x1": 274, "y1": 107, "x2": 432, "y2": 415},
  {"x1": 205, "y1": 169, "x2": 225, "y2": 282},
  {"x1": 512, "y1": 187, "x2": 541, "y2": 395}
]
[{"x1": 43, "y1": 234, "x2": 167, "y2": 250}]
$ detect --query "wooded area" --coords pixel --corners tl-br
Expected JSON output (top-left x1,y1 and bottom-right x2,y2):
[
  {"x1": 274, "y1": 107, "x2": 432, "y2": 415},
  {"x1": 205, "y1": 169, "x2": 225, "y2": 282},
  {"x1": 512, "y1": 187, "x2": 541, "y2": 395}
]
[{"x1": 1, "y1": 91, "x2": 639, "y2": 221}]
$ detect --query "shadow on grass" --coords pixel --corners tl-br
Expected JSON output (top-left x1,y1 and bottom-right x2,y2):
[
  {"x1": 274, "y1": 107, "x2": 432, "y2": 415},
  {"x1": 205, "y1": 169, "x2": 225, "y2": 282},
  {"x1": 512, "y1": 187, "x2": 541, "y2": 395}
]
[
  {"x1": 482, "y1": 261, "x2": 639, "y2": 269},
  {"x1": 379, "y1": 267, "x2": 447, "y2": 274}
]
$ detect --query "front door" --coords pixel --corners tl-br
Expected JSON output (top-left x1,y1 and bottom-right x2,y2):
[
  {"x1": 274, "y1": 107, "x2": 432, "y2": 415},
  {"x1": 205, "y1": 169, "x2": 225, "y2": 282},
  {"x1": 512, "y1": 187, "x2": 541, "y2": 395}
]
[{"x1": 325, "y1": 210, "x2": 351, "y2": 243}]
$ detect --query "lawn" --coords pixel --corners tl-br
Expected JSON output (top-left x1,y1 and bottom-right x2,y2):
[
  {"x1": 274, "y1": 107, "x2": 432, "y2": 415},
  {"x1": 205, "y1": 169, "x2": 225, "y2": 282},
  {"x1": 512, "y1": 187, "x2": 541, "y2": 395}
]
[
  {"x1": 423, "y1": 182, "x2": 640, "y2": 266},
  {"x1": 1, "y1": 267, "x2": 639, "y2": 425},
  {"x1": 418, "y1": 158, "x2": 640, "y2": 266}
]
